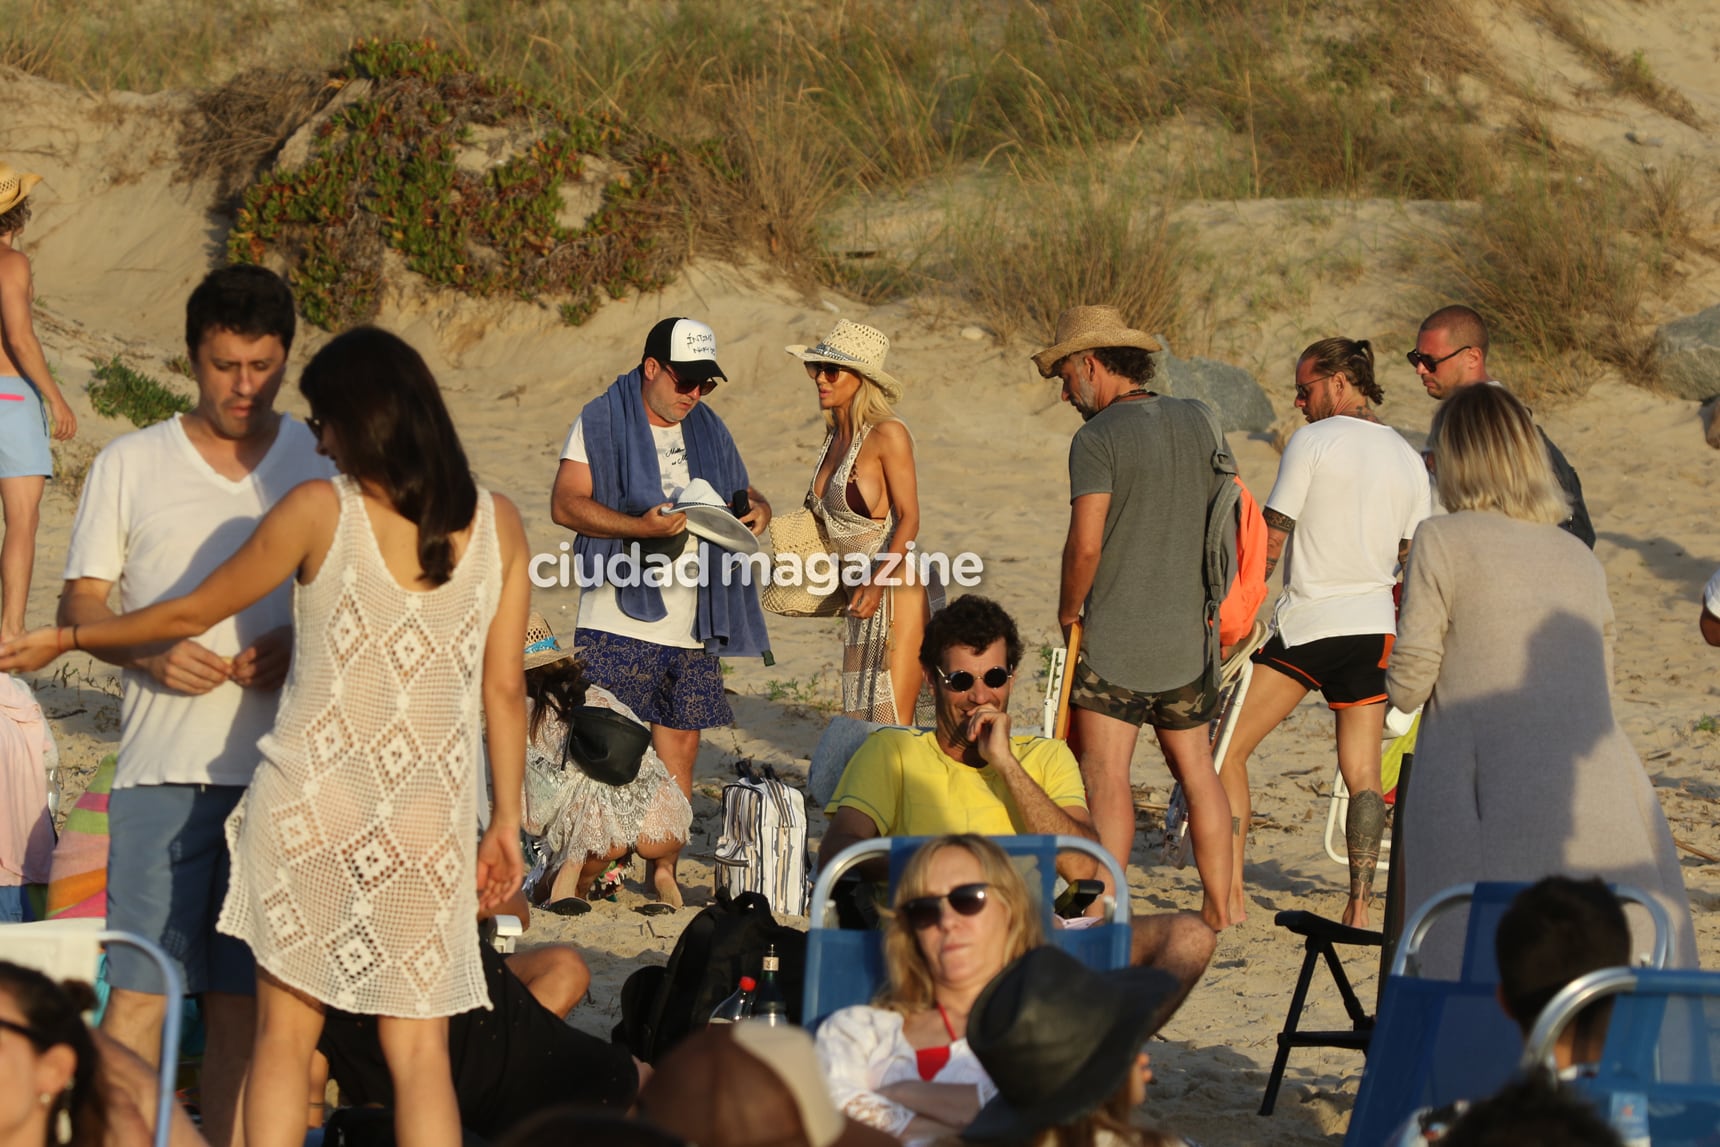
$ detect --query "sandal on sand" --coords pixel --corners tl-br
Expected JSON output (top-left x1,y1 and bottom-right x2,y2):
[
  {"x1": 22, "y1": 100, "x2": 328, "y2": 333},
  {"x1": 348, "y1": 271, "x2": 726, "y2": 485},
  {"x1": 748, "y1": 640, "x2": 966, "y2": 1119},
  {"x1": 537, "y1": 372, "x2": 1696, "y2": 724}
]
[
  {"x1": 545, "y1": 897, "x2": 592, "y2": 917},
  {"x1": 634, "y1": 902, "x2": 677, "y2": 917}
]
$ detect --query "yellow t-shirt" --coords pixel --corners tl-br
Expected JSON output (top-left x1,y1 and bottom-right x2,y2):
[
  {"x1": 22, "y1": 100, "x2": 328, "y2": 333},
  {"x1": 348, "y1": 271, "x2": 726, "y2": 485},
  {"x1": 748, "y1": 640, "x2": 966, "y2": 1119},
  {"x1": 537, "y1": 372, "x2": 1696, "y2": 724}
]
[{"x1": 825, "y1": 729, "x2": 1088, "y2": 836}]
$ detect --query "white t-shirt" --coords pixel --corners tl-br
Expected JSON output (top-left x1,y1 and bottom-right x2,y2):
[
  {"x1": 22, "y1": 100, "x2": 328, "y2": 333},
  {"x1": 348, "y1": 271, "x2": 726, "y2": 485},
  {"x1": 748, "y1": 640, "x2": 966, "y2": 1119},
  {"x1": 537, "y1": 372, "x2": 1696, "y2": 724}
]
[
  {"x1": 1705, "y1": 566, "x2": 1720, "y2": 617},
  {"x1": 1266, "y1": 416, "x2": 1430, "y2": 647},
  {"x1": 561, "y1": 417, "x2": 699, "y2": 648},
  {"x1": 63, "y1": 415, "x2": 334, "y2": 788}
]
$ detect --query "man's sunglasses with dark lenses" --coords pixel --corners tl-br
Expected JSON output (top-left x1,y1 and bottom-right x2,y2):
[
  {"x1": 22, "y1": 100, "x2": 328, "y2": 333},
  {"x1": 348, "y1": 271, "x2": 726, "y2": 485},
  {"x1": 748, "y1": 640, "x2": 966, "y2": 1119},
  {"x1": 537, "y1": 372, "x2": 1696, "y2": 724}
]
[
  {"x1": 935, "y1": 666, "x2": 1013, "y2": 693},
  {"x1": 901, "y1": 882, "x2": 991, "y2": 929},
  {"x1": 1405, "y1": 345, "x2": 1472, "y2": 372},
  {"x1": 666, "y1": 366, "x2": 718, "y2": 396}
]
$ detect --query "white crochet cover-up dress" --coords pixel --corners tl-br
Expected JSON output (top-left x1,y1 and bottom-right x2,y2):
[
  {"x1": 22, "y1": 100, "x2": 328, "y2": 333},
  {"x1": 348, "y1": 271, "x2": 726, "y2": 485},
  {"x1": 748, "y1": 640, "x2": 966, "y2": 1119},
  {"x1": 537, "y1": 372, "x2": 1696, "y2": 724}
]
[{"x1": 219, "y1": 476, "x2": 502, "y2": 1017}]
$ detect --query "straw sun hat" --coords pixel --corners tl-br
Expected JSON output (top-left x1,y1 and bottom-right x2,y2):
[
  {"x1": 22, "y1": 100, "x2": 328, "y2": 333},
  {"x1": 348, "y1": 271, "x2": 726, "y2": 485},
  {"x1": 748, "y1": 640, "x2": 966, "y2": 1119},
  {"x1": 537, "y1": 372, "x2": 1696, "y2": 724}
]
[
  {"x1": 0, "y1": 163, "x2": 42, "y2": 217},
  {"x1": 1030, "y1": 305, "x2": 1163, "y2": 379},
  {"x1": 522, "y1": 611, "x2": 577, "y2": 672},
  {"x1": 786, "y1": 320, "x2": 904, "y2": 403}
]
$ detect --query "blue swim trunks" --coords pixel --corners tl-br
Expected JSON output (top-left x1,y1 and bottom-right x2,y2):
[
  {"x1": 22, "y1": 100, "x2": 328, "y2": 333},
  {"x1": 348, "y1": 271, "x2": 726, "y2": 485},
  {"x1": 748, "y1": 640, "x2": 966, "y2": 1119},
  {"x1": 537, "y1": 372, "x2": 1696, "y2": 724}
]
[
  {"x1": 0, "y1": 375, "x2": 50, "y2": 479},
  {"x1": 575, "y1": 629, "x2": 733, "y2": 731}
]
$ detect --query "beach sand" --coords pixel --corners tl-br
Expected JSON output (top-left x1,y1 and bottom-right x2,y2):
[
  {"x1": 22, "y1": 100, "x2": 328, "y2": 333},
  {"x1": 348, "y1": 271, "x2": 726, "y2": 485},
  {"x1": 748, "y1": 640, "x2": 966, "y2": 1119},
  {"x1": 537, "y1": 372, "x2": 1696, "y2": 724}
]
[{"x1": 5, "y1": 25, "x2": 1720, "y2": 1141}]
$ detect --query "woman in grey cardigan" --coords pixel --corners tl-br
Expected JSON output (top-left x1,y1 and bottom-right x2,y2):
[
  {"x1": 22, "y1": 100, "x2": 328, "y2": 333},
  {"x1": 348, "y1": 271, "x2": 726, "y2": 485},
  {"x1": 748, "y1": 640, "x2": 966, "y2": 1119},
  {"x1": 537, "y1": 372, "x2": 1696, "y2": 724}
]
[{"x1": 1387, "y1": 384, "x2": 1696, "y2": 975}]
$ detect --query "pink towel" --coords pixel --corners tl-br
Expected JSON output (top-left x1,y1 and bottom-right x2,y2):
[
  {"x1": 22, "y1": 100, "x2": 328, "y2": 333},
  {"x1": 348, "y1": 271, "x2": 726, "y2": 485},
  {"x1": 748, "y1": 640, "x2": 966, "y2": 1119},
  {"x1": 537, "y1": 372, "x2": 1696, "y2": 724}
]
[{"x1": 0, "y1": 674, "x2": 54, "y2": 885}]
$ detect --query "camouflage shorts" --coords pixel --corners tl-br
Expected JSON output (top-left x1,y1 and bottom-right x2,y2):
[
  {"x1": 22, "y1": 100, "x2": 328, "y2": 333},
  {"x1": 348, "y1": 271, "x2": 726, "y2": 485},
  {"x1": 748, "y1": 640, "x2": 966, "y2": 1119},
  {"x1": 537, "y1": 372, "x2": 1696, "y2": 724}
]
[{"x1": 1068, "y1": 655, "x2": 1218, "y2": 731}]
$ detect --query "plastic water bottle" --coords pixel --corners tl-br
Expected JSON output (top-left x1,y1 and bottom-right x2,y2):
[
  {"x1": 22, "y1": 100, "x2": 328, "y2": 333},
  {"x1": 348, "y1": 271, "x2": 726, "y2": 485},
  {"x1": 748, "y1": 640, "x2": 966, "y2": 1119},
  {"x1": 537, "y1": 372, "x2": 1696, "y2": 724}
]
[
  {"x1": 748, "y1": 944, "x2": 791, "y2": 1026},
  {"x1": 709, "y1": 976, "x2": 756, "y2": 1025}
]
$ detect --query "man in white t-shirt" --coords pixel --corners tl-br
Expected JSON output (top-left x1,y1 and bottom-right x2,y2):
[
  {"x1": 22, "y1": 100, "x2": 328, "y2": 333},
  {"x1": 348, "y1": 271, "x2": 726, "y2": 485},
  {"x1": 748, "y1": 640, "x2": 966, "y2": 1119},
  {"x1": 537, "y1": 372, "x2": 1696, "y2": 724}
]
[
  {"x1": 58, "y1": 266, "x2": 333, "y2": 1147},
  {"x1": 1215, "y1": 337, "x2": 1428, "y2": 930},
  {"x1": 550, "y1": 317, "x2": 772, "y2": 906}
]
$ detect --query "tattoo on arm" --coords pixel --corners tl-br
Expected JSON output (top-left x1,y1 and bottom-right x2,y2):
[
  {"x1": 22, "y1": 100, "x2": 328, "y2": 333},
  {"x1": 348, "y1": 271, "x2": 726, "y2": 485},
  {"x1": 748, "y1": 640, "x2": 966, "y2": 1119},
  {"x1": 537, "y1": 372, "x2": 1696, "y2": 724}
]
[
  {"x1": 1345, "y1": 790, "x2": 1387, "y2": 905},
  {"x1": 1262, "y1": 509, "x2": 1296, "y2": 579}
]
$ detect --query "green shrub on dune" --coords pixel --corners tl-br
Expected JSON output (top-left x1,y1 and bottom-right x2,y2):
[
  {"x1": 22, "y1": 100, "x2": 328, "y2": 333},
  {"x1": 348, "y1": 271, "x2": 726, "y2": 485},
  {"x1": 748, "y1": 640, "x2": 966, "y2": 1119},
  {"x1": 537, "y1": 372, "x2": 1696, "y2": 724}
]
[{"x1": 229, "y1": 39, "x2": 683, "y2": 330}]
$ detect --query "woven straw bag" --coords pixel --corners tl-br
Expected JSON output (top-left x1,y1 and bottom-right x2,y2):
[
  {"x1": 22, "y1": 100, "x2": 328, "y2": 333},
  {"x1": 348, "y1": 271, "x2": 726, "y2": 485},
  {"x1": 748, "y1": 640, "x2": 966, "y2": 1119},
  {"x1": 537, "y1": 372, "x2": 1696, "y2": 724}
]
[{"x1": 762, "y1": 508, "x2": 846, "y2": 617}]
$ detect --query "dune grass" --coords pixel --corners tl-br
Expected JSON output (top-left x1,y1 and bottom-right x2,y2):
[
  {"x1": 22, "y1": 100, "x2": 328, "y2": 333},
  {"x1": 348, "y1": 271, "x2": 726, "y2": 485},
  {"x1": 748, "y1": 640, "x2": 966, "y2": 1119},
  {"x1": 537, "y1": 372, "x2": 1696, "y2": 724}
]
[{"x1": 0, "y1": 0, "x2": 1705, "y2": 381}]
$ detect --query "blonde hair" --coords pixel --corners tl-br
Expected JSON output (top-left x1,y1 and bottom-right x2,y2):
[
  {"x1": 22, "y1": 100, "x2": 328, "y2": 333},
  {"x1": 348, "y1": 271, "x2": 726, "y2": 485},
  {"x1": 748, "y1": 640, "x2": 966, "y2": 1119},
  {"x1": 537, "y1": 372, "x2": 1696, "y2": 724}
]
[
  {"x1": 820, "y1": 372, "x2": 895, "y2": 432},
  {"x1": 1430, "y1": 384, "x2": 1569, "y2": 525},
  {"x1": 876, "y1": 835, "x2": 1043, "y2": 1014}
]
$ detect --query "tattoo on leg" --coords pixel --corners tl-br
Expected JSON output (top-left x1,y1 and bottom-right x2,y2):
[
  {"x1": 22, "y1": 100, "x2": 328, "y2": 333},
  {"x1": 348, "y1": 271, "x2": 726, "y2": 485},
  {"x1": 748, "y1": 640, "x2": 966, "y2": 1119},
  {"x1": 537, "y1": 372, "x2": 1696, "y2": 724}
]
[
  {"x1": 1231, "y1": 816, "x2": 1242, "y2": 837},
  {"x1": 1346, "y1": 790, "x2": 1387, "y2": 902}
]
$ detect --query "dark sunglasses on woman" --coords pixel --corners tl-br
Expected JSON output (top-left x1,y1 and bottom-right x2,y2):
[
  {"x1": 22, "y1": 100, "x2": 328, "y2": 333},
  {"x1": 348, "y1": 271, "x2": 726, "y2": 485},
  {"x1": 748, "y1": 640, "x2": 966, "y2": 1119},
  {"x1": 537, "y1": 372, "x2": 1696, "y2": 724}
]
[{"x1": 901, "y1": 882, "x2": 991, "y2": 929}]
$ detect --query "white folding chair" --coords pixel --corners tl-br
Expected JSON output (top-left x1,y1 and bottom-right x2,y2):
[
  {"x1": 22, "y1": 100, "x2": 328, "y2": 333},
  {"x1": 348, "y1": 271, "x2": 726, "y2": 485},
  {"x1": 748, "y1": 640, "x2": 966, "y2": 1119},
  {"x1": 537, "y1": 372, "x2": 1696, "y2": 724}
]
[{"x1": 0, "y1": 919, "x2": 183, "y2": 1147}]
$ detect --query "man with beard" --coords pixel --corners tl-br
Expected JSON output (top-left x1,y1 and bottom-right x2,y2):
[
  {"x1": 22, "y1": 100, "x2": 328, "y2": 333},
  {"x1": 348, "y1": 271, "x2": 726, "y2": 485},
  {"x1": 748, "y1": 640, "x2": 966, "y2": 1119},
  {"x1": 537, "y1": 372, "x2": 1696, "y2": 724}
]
[{"x1": 1039, "y1": 306, "x2": 1235, "y2": 932}]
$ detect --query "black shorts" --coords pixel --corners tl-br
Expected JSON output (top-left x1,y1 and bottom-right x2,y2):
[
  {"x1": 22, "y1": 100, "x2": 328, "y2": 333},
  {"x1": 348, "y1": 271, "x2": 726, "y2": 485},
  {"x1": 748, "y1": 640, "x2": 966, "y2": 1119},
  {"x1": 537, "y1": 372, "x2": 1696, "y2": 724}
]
[{"x1": 1252, "y1": 632, "x2": 1393, "y2": 710}]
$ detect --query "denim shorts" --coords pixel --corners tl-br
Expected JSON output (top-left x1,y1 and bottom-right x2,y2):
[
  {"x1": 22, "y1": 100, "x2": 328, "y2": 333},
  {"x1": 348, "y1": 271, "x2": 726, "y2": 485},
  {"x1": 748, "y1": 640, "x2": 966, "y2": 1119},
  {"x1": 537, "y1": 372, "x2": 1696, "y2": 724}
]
[
  {"x1": 106, "y1": 783, "x2": 255, "y2": 995},
  {"x1": 575, "y1": 629, "x2": 733, "y2": 730}
]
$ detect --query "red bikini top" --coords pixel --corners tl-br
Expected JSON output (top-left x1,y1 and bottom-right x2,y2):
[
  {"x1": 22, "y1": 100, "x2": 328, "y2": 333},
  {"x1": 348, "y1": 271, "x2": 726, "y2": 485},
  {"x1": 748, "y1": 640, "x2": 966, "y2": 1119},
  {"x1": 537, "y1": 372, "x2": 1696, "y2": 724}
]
[{"x1": 914, "y1": 1004, "x2": 959, "y2": 1081}]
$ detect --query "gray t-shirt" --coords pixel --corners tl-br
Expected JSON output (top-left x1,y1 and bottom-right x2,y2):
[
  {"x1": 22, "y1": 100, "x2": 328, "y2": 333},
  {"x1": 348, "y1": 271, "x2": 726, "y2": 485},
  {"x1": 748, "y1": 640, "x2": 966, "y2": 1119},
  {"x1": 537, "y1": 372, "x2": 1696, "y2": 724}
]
[{"x1": 1069, "y1": 394, "x2": 1218, "y2": 692}]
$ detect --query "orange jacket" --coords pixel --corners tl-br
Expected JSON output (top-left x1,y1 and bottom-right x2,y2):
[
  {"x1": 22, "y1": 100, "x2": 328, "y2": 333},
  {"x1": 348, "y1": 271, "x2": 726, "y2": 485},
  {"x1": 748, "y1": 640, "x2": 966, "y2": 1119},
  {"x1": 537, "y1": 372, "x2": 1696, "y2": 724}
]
[{"x1": 1219, "y1": 477, "x2": 1268, "y2": 647}]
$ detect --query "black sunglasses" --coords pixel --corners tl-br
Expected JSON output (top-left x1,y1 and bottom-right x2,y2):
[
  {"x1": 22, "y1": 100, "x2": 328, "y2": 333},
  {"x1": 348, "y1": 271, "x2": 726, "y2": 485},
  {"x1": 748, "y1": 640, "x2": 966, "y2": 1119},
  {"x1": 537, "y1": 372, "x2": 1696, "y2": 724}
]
[
  {"x1": 805, "y1": 362, "x2": 848, "y2": 381},
  {"x1": 901, "y1": 882, "x2": 991, "y2": 929},
  {"x1": 0, "y1": 1017, "x2": 47, "y2": 1049},
  {"x1": 665, "y1": 364, "x2": 717, "y2": 396},
  {"x1": 1405, "y1": 345, "x2": 1471, "y2": 372},
  {"x1": 935, "y1": 666, "x2": 1012, "y2": 693}
]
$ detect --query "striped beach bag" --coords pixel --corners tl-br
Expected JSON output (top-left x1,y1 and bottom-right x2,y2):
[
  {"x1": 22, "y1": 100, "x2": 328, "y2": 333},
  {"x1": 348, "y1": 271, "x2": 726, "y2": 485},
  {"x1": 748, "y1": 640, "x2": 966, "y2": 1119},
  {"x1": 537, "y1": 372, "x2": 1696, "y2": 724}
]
[{"x1": 713, "y1": 761, "x2": 811, "y2": 917}]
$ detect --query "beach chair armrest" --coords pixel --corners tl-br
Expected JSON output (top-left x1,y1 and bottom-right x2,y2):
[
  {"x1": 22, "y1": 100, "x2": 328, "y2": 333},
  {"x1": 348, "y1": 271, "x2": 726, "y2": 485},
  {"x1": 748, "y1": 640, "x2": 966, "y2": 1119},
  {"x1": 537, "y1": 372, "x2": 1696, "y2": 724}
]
[{"x1": 1274, "y1": 909, "x2": 1383, "y2": 948}]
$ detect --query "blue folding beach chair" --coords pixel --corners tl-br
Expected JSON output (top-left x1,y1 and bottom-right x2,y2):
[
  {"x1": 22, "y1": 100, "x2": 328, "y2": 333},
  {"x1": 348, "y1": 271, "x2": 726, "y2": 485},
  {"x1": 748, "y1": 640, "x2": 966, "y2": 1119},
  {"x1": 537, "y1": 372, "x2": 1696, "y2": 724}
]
[
  {"x1": 1522, "y1": 966, "x2": 1720, "y2": 1146},
  {"x1": 1343, "y1": 881, "x2": 1671, "y2": 1147},
  {"x1": 0, "y1": 919, "x2": 184, "y2": 1147},
  {"x1": 802, "y1": 834, "x2": 1132, "y2": 1029}
]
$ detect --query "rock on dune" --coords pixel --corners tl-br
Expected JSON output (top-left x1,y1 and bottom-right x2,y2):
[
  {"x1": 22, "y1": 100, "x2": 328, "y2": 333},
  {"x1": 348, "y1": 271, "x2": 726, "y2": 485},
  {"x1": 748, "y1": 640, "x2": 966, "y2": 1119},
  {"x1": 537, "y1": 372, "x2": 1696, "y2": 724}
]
[
  {"x1": 1152, "y1": 339, "x2": 1276, "y2": 433},
  {"x1": 1658, "y1": 304, "x2": 1720, "y2": 403}
]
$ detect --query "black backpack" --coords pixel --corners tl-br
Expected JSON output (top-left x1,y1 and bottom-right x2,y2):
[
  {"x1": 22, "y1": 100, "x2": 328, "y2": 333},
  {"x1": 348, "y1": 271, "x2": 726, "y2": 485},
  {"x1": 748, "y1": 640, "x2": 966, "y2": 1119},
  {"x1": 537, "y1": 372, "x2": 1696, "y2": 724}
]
[{"x1": 614, "y1": 888, "x2": 807, "y2": 1063}]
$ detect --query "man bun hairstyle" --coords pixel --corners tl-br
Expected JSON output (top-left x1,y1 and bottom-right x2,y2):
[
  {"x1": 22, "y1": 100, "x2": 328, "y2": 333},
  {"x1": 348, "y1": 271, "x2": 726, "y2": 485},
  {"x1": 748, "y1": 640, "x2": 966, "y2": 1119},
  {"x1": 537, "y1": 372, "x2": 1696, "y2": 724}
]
[
  {"x1": 185, "y1": 264, "x2": 298, "y2": 358},
  {"x1": 919, "y1": 594, "x2": 1022, "y2": 672},
  {"x1": 1300, "y1": 337, "x2": 1383, "y2": 403}
]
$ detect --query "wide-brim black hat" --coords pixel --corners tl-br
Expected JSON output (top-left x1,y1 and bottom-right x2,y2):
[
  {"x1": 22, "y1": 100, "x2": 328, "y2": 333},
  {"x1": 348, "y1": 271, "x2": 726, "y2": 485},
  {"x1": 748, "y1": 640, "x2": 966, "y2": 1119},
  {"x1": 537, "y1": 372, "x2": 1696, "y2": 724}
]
[{"x1": 963, "y1": 947, "x2": 1180, "y2": 1145}]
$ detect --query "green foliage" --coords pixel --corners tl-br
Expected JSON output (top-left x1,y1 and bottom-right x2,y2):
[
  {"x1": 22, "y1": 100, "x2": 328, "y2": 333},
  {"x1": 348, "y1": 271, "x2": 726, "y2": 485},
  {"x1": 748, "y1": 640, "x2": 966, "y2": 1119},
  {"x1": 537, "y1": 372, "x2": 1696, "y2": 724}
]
[
  {"x1": 87, "y1": 357, "x2": 193, "y2": 428},
  {"x1": 229, "y1": 38, "x2": 683, "y2": 330}
]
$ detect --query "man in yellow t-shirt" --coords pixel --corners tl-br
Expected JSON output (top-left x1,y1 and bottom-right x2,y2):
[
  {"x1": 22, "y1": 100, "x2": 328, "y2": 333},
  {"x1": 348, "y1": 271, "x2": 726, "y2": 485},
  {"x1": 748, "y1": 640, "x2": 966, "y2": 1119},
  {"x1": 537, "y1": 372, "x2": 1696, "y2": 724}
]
[
  {"x1": 819, "y1": 596, "x2": 1099, "y2": 880},
  {"x1": 817, "y1": 595, "x2": 1216, "y2": 998}
]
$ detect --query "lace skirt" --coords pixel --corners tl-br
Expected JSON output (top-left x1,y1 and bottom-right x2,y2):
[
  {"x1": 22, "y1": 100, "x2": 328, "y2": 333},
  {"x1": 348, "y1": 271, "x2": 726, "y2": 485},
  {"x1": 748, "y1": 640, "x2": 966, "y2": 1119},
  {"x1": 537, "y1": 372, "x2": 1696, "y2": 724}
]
[{"x1": 523, "y1": 748, "x2": 692, "y2": 869}]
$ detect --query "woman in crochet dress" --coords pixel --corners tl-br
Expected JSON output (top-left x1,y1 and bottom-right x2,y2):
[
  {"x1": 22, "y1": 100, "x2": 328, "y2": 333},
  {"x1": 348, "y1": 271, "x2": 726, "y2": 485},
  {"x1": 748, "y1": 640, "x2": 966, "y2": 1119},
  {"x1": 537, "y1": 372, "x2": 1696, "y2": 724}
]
[
  {"x1": 789, "y1": 321, "x2": 935, "y2": 725},
  {"x1": 0, "y1": 326, "x2": 530, "y2": 1147}
]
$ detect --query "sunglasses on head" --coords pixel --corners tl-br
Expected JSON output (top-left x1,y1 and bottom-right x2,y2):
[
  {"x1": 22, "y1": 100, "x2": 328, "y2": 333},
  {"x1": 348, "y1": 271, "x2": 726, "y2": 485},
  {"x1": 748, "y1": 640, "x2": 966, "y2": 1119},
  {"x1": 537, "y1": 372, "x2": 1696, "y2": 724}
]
[
  {"x1": 901, "y1": 882, "x2": 991, "y2": 929},
  {"x1": 1405, "y1": 345, "x2": 1471, "y2": 372},
  {"x1": 935, "y1": 666, "x2": 1012, "y2": 692},
  {"x1": 664, "y1": 364, "x2": 717, "y2": 396}
]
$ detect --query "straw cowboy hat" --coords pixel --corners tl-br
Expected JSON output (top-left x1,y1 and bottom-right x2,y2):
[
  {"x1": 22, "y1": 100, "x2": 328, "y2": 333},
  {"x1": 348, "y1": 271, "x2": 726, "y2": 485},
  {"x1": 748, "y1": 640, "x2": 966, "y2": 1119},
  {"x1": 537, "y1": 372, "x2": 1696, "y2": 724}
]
[
  {"x1": 0, "y1": 164, "x2": 42, "y2": 217},
  {"x1": 1030, "y1": 305, "x2": 1163, "y2": 379},
  {"x1": 786, "y1": 320, "x2": 904, "y2": 403},
  {"x1": 963, "y1": 946, "x2": 1181, "y2": 1145},
  {"x1": 522, "y1": 611, "x2": 578, "y2": 672}
]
